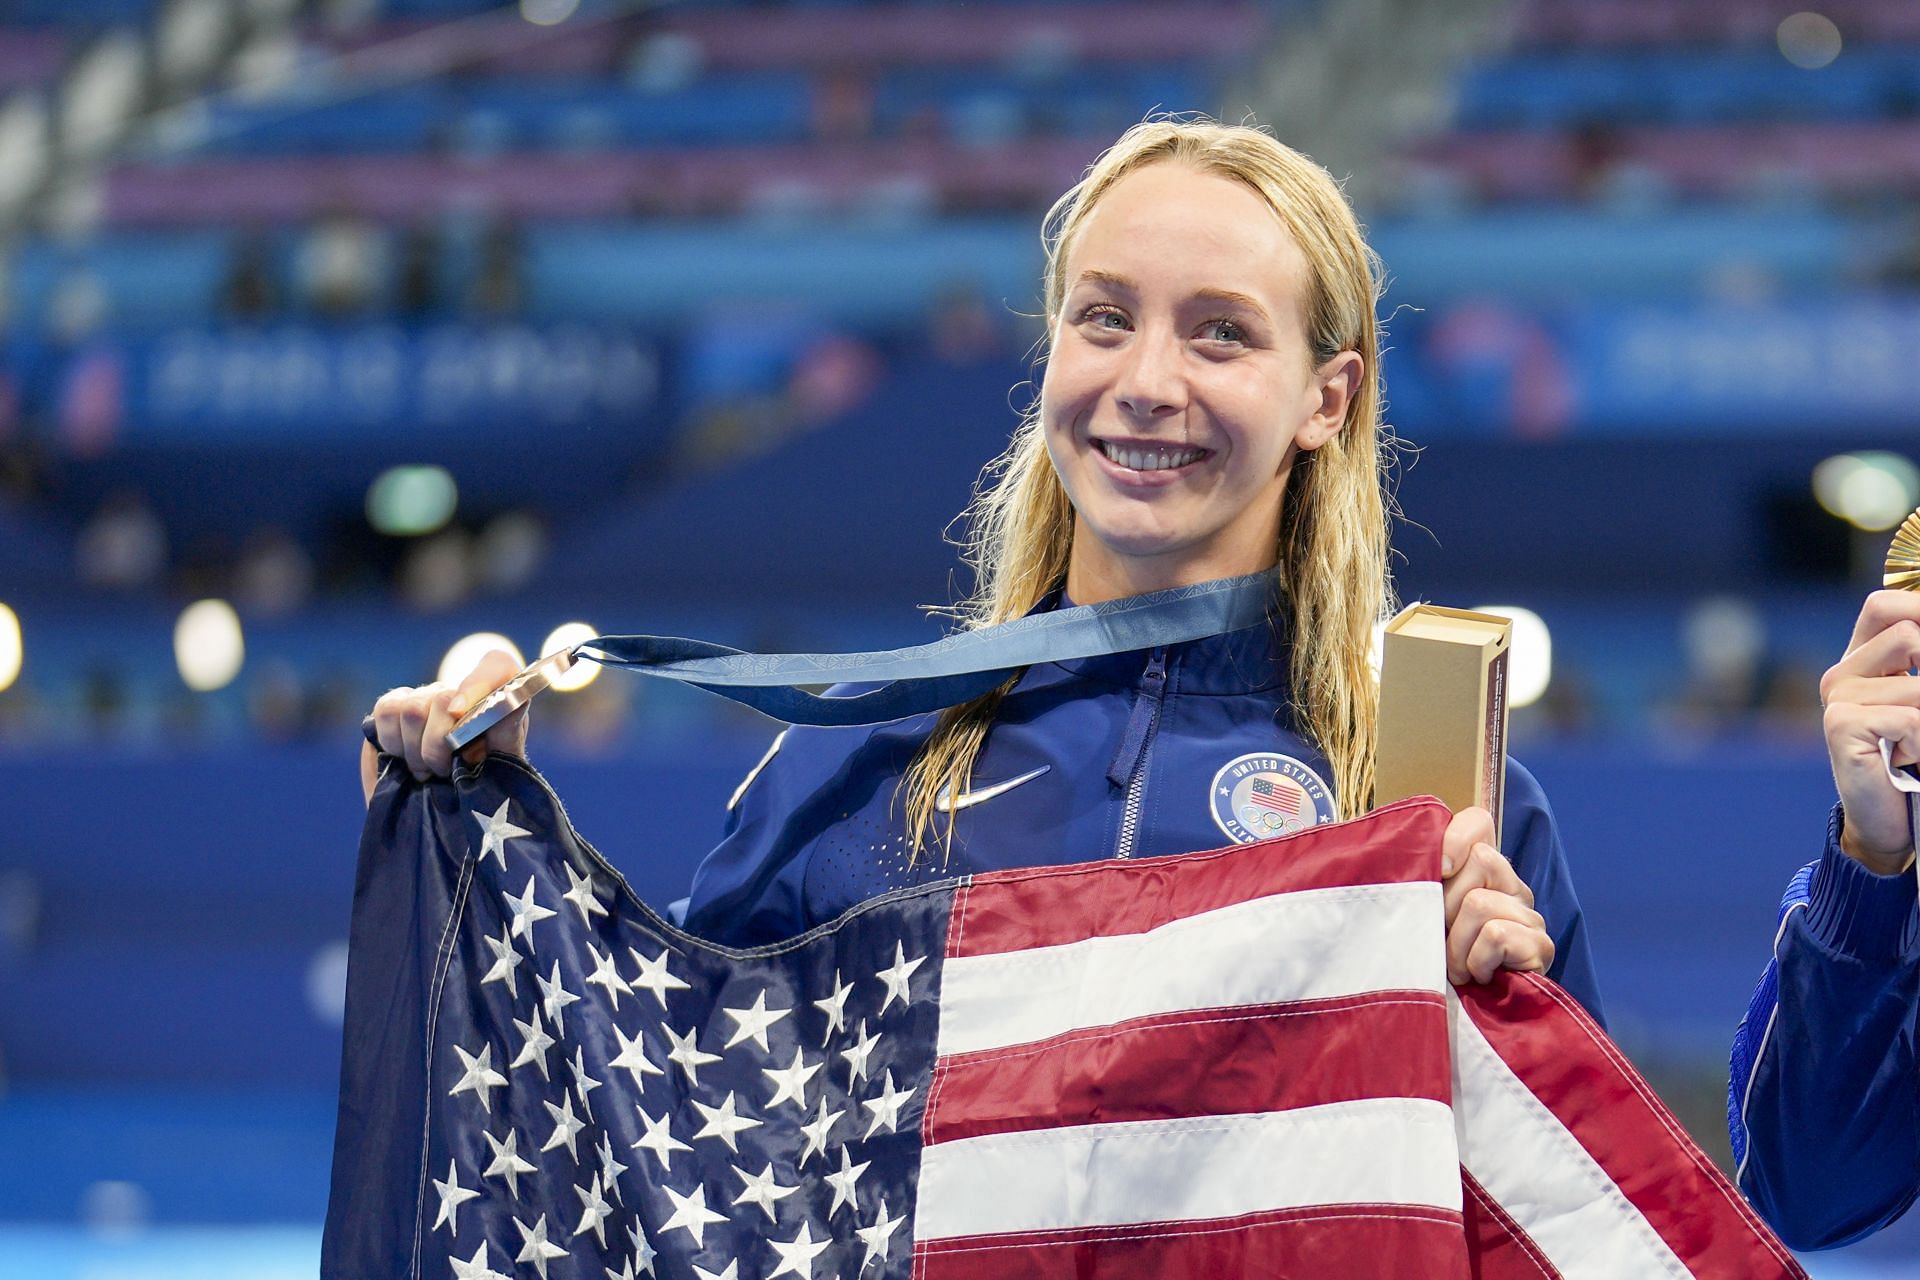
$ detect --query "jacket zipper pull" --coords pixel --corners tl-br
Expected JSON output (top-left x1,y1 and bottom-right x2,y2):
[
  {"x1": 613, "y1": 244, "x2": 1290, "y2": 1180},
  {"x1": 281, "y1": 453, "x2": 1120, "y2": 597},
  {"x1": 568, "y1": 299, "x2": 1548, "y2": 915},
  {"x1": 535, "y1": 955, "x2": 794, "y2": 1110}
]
[{"x1": 1107, "y1": 647, "x2": 1169, "y2": 789}]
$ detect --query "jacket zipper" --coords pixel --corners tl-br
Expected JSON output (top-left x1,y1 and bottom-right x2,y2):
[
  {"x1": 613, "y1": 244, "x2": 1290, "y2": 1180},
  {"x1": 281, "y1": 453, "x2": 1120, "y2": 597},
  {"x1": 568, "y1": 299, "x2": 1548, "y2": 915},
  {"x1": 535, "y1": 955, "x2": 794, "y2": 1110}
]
[{"x1": 1109, "y1": 647, "x2": 1168, "y2": 859}]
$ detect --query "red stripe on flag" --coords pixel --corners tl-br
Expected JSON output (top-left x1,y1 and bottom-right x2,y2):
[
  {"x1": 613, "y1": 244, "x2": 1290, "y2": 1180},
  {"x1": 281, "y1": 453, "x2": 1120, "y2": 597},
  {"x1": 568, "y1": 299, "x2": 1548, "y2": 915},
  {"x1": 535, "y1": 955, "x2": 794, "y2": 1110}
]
[
  {"x1": 949, "y1": 797, "x2": 1449, "y2": 959},
  {"x1": 1462, "y1": 1169, "x2": 1565, "y2": 1280},
  {"x1": 926, "y1": 992, "x2": 1449, "y2": 1145},
  {"x1": 914, "y1": 1203, "x2": 1472, "y2": 1280},
  {"x1": 1458, "y1": 976, "x2": 1809, "y2": 1279}
]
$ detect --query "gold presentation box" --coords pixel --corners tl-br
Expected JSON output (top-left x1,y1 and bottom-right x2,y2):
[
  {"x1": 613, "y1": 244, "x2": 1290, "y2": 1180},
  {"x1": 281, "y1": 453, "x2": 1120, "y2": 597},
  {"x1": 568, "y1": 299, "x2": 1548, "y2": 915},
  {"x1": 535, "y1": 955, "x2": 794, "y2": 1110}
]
[{"x1": 1375, "y1": 603, "x2": 1513, "y2": 848}]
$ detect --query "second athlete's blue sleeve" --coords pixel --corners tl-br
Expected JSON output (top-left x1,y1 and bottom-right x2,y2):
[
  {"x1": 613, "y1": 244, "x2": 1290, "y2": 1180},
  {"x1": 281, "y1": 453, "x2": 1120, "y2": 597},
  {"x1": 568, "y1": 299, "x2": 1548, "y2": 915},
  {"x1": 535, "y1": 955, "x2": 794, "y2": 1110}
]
[{"x1": 1728, "y1": 803, "x2": 1920, "y2": 1250}]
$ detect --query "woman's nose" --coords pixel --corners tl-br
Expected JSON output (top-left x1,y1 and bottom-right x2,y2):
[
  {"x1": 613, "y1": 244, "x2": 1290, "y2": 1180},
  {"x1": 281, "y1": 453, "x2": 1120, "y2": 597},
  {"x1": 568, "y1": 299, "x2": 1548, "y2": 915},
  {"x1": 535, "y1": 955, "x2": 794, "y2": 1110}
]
[{"x1": 1114, "y1": 330, "x2": 1186, "y2": 420}]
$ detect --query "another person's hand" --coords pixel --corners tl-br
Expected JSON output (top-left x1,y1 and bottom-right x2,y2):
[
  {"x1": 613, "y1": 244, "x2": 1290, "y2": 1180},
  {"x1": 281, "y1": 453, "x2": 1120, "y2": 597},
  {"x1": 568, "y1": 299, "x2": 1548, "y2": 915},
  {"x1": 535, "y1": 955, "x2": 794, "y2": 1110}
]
[
  {"x1": 1440, "y1": 805, "x2": 1553, "y2": 986},
  {"x1": 359, "y1": 648, "x2": 527, "y2": 807},
  {"x1": 1819, "y1": 590, "x2": 1920, "y2": 876}
]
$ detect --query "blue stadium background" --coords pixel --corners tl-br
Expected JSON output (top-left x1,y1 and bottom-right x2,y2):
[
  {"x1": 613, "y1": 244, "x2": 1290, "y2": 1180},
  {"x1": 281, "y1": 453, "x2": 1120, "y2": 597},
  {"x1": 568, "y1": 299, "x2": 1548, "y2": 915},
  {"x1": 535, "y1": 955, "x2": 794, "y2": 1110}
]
[{"x1": 3, "y1": 0, "x2": 1919, "y2": 1273}]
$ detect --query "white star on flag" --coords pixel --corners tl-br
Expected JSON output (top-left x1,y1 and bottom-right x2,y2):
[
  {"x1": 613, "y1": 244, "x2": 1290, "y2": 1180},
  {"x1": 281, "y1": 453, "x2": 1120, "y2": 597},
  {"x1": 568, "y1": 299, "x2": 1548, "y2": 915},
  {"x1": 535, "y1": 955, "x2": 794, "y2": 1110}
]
[
  {"x1": 658, "y1": 1182, "x2": 727, "y2": 1248},
  {"x1": 449, "y1": 1042, "x2": 507, "y2": 1113},
  {"x1": 608, "y1": 1023, "x2": 663, "y2": 1085},
  {"x1": 766, "y1": 1221, "x2": 833, "y2": 1280},
  {"x1": 825, "y1": 1143, "x2": 870, "y2": 1217},
  {"x1": 731, "y1": 1161, "x2": 799, "y2": 1222},
  {"x1": 562, "y1": 863, "x2": 608, "y2": 924},
  {"x1": 855, "y1": 1199, "x2": 905, "y2": 1272},
  {"x1": 431, "y1": 1158, "x2": 478, "y2": 1234},
  {"x1": 536, "y1": 960, "x2": 581, "y2": 1036},
  {"x1": 481, "y1": 1129, "x2": 535, "y2": 1197},
  {"x1": 664, "y1": 1023, "x2": 720, "y2": 1087},
  {"x1": 512, "y1": 1213, "x2": 568, "y2": 1280},
  {"x1": 840, "y1": 1018, "x2": 880, "y2": 1088},
  {"x1": 595, "y1": 1131, "x2": 627, "y2": 1204},
  {"x1": 479, "y1": 928, "x2": 523, "y2": 998},
  {"x1": 690, "y1": 1262, "x2": 738, "y2": 1280},
  {"x1": 813, "y1": 968, "x2": 853, "y2": 1044},
  {"x1": 472, "y1": 799, "x2": 530, "y2": 870},
  {"x1": 541, "y1": 1093, "x2": 586, "y2": 1160},
  {"x1": 875, "y1": 940, "x2": 925, "y2": 1014},
  {"x1": 574, "y1": 1173, "x2": 613, "y2": 1246},
  {"x1": 568, "y1": 1045, "x2": 602, "y2": 1121},
  {"x1": 862, "y1": 1068, "x2": 915, "y2": 1138},
  {"x1": 721, "y1": 989, "x2": 791, "y2": 1052},
  {"x1": 511, "y1": 1007, "x2": 556, "y2": 1080},
  {"x1": 626, "y1": 1220, "x2": 658, "y2": 1275},
  {"x1": 628, "y1": 945, "x2": 690, "y2": 1006},
  {"x1": 796, "y1": 1096, "x2": 844, "y2": 1168},
  {"x1": 585, "y1": 943, "x2": 633, "y2": 1009},
  {"x1": 630, "y1": 1104, "x2": 690, "y2": 1172},
  {"x1": 761, "y1": 1046, "x2": 820, "y2": 1112},
  {"x1": 502, "y1": 875, "x2": 556, "y2": 950},
  {"x1": 689, "y1": 1091, "x2": 761, "y2": 1153},
  {"x1": 450, "y1": 1242, "x2": 511, "y2": 1280}
]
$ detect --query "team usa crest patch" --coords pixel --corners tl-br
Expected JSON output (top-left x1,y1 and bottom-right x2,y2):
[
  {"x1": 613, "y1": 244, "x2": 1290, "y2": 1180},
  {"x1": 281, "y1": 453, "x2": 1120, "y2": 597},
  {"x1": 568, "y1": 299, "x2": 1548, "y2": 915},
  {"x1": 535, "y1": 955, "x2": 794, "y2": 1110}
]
[{"x1": 1210, "y1": 751, "x2": 1337, "y2": 843}]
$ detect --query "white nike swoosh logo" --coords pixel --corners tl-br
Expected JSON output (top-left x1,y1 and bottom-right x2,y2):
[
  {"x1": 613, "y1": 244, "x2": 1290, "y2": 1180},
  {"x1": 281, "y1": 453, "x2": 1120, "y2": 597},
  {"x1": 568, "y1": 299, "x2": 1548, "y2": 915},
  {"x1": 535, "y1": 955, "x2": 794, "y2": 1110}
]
[{"x1": 934, "y1": 764, "x2": 1051, "y2": 813}]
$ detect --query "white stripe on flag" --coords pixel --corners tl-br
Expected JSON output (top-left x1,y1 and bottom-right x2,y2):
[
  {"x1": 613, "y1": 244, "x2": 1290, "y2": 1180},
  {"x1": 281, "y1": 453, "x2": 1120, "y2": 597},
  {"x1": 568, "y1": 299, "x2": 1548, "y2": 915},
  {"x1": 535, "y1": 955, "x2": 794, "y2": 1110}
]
[
  {"x1": 1449, "y1": 990, "x2": 1691, "y2": 1280},
  {"x1": 937, "y1": 882, "x2": 1445, "y2": 1057},
  {"x1": 915, "y1": 1097, "x2": 1461, "y2": 1242}
]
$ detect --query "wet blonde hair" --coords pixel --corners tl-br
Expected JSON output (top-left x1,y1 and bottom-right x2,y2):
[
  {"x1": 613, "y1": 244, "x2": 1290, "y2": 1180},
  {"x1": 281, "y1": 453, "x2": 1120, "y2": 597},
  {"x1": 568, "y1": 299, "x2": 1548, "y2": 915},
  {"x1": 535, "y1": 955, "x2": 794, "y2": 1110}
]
[{"x1": 901, "y1": 116, "x2": 1395, "y2": 858}]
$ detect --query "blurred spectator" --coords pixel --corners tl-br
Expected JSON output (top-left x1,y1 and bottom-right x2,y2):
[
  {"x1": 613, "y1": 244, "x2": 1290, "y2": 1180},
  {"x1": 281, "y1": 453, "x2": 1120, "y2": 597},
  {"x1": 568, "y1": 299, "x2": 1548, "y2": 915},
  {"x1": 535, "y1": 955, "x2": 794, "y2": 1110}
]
[
  {"x1": 929, "y1": 280, "x2": 1008, "y2": 364},
  {"x1": 296, "y1": 210, "x2": 383, "y2": 318},
  {"x1": 813, "y1": 70, "x2": 876, "y2": 142},
  {"x1": 246, "y1": 658, "x2": 308, "y2": 743},
  {"x1": 398, "y1": 527, "x2": 475, "y2": 612},
  {"x1": 222, "y1": 231, "x2": 280, "y2": 321},
  {"x1": 395, "y1": 223, "x2": 442, "y2": 320},
  {"x1": 75, "y1": 491, "x2": 167, "y2": 591},
  {"x1": 233, "y1": 527, "x2": 315, "y2": 617},
  {"x1": 464, "y1": 219, "x2": 523, "y2": 319},
  {"x1": 474, "y1": 511, "x2": 547, "y2": 595}
]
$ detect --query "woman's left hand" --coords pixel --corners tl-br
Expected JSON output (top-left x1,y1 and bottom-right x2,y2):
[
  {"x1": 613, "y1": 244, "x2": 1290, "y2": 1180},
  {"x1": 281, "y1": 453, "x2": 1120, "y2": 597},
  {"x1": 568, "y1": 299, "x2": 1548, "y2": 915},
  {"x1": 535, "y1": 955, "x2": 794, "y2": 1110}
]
[{"x1": 1441, "y1": 805, "x2": 1554, "y2": 986}]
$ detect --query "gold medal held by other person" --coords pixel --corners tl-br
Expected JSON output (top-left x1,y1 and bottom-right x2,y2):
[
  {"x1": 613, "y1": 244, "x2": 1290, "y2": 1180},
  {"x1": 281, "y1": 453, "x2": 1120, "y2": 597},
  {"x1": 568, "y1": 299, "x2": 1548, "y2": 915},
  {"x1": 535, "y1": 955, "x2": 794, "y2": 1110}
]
[{"x1": 1886, "y1": 509, "x2": 1920, "y2": 591}]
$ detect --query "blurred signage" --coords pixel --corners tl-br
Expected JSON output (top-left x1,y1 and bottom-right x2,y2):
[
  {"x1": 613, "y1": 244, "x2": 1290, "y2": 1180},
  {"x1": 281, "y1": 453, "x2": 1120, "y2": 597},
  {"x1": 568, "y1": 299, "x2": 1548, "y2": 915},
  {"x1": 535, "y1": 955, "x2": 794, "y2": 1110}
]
[
  {"x1": 1390, "y1": 298, "x2": 1920, "y2": 438},
  {"x1": 90, "y1": 324, "x2": 661, "y2": 441}
]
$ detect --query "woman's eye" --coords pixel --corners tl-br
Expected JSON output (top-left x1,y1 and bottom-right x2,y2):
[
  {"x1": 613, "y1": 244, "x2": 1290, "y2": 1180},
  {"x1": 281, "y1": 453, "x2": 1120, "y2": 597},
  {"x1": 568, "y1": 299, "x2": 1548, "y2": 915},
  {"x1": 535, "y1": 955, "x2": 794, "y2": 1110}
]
[
  {"x1": 1200, "y1": 319, "x2": 1246, "y2": 344},
  {"x1": 1081, "y1": 305, "x2": 1128, "y2": 330}
]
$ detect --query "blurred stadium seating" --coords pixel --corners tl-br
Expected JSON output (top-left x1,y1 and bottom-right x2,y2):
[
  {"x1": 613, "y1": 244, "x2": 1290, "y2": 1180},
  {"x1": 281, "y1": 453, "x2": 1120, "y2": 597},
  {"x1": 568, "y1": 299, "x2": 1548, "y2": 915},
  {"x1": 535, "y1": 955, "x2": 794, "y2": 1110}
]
[{"x1": 2, "y1": 0, "x2": 1919, "y2": 1273}]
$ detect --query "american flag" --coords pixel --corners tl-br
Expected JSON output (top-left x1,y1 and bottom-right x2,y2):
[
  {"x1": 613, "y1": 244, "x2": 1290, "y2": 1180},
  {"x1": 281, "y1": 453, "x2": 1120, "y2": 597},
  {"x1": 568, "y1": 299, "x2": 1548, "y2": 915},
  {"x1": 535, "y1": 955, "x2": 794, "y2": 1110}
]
[
  {"x1": 326, "y1": 755, "x2": 1805, "y2": 1279},
  {"x1": 1248, "y1": 776, "x2": 1302, "y2": 815}
]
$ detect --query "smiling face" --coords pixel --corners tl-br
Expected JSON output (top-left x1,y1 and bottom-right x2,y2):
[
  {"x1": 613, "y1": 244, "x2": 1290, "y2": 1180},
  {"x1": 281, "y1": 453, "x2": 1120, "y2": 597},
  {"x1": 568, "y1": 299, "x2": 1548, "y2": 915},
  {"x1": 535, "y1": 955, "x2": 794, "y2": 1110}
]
[{"x1": 1041, "y1": 161, "x2": 1360, "y2": 603}]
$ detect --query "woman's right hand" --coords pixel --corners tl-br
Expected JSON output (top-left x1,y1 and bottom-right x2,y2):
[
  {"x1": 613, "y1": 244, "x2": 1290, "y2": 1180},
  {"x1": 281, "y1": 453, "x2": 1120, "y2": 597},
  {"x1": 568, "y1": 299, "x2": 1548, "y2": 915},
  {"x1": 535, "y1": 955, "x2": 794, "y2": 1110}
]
[
  {"x1": 360, "y1": 647, "x2": 528, "y2": 807},
  {"x1": 1820, "y1": 590, "x2": 1920, "y2": 876}
]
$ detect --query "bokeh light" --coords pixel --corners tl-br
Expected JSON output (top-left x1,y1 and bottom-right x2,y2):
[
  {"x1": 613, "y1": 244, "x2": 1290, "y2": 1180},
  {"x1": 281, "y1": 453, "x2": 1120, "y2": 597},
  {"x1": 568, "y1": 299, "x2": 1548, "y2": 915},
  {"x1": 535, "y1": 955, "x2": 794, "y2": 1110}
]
[
  {"x1": 1778, "y1": 11, "x2": 1843, "y2": 70},
  {"x1": 541, "y1": 621, "x2": 603, "y2": 692},
  {"x1": 437, "y1": 631, "x2": 524, "y2": 688},
  {"x1": 1813, "y1": 451, "x2": 1919, "y2": 531},
  {"x1": 173, "y1": 599, "x2": 244, "y2": 691},
  {"x1": 1472, "y1": 605, "x2": 1552, "y2": 709},
  {"x1": 520, "y1": 0, "x2": 580, "y2": 26},
  {"x1": 0, "y1": 603, "x2": 19, "y2": 693},
  {"x1": 365, "y1": 465, "x2": 458, "y2": 537}
]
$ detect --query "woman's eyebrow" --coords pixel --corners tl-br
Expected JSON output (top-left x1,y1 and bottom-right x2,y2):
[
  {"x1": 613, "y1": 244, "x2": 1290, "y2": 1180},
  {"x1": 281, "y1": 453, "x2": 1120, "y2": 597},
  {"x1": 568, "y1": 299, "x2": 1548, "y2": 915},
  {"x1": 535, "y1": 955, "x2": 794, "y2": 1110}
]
[
  {"x1": 1071, "y1": 270, "x2": 1271, "y2": 324},
  {"x1": 1191, "y1": 287, "x2": 1272, "y2": 324}
]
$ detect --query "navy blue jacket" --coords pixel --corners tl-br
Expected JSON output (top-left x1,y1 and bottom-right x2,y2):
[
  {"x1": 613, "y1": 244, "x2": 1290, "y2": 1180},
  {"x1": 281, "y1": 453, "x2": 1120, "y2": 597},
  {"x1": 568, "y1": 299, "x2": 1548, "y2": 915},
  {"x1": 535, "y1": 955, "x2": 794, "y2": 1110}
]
[
  {"x1": 1729, "y1": 803, "x2": 1920, "y2": 1249},
  {"x1": 681, "y1": 612, "x2": 1605, "y2": 1025}
]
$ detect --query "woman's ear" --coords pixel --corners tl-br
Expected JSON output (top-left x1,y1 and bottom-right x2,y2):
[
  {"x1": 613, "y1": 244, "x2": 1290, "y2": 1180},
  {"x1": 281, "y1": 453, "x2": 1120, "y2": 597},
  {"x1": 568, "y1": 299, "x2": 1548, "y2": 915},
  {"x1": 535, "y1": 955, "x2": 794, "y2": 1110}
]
[{"x1": 1297, "y1": 350, "x2": 1363, "y2": 452}]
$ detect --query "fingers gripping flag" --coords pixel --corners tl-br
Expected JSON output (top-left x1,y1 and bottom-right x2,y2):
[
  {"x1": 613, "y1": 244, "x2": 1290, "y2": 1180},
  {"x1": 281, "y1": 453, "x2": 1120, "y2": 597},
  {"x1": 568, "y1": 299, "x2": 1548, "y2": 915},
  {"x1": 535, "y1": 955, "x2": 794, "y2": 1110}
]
[{"x1": 326, "y1": 753, "x2": 1805, "y2": 1280}]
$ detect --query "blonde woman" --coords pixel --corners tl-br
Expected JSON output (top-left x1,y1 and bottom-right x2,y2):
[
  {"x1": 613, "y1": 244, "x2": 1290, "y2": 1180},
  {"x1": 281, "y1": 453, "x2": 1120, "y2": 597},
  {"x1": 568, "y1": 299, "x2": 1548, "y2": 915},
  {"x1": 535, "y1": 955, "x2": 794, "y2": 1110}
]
[{"x1": 364, "y1": 118, "x2": 1601, "y2": 1019}]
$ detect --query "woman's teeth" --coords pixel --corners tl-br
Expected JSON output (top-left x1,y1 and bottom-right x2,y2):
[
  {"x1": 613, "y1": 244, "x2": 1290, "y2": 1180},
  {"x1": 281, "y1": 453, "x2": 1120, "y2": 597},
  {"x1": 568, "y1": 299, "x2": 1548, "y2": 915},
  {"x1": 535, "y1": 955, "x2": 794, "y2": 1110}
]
[{"x1": 1097, "y1": 441, "x2": 1206, "y2": 472}]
